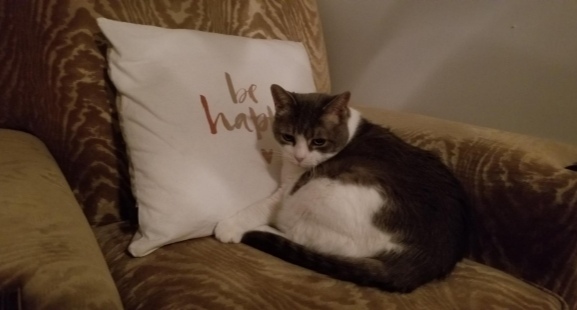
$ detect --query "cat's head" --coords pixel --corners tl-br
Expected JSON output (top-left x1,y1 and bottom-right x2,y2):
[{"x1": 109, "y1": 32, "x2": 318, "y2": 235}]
[{"x1": 270, "y1": 84, "x2": 352, "y2": 168}]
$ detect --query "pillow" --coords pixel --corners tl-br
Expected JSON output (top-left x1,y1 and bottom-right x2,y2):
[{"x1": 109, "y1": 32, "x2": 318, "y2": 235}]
[{"x1": 97, "y1": 18, "x2": 316, "y2": 257}]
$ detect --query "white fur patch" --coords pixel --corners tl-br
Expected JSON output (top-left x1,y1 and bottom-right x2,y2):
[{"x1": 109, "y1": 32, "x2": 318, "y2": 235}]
[
  {"x1": 275, "y1": 177, "x2": 402, "y2": 258},
  {"x1": 284, "y1": 135, "x2": 327, "y2": 168},
  {"x1": 347, "y1": 108, "x2": 362, "y2": 142}
]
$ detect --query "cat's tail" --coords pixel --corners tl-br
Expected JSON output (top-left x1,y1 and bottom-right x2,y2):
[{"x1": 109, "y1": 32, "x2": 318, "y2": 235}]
[{"x1": 242, "y1": 231, "x2": 445, "y2": 293}]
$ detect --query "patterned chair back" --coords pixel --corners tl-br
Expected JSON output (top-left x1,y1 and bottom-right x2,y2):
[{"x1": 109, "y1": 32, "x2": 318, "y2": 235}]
[{"x1": 0, "y1": 0, "x2": 330, "y2": 226}]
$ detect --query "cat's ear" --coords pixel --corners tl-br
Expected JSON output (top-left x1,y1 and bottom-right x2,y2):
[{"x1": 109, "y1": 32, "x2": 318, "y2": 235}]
[
  {"x1": 271, "y1": 84, "x2": 294, "y2": 115},
  {"x1": 323, "y1": 91, "x2": 351, "y2": 122}
]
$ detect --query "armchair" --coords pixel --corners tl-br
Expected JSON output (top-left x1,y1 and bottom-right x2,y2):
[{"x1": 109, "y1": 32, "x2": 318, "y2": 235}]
[{"x1": 1, "y1": 0, "x2": 576, "y2": 309}]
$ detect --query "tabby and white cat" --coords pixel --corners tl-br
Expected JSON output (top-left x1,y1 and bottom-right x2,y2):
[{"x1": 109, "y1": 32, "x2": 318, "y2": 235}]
[{"x1": 215, "y1": 84, "x2": 470, "y2": 293}]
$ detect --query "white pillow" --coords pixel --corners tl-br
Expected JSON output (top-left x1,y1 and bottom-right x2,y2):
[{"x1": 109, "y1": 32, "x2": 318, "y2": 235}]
[{"x1": 97, "y1": 18, "x2": 316, "y2": 257}]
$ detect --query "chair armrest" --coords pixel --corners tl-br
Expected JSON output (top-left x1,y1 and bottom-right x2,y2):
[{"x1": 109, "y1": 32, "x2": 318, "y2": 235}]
[
  {"x1": 356, "y1": 106, "x2": 577, "y2": 306},
  {"x1": 0, "y1": 129, "x2": 123, "y2": 309}
]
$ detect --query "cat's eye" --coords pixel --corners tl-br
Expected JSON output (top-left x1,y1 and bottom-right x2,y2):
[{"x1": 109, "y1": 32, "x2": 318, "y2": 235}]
[
  {"x1": 281, "y1": 134, "x2": 295, "y2": 143},
  {"x1": 311, "y1": 138, "x2": 327, "y2": 147}
]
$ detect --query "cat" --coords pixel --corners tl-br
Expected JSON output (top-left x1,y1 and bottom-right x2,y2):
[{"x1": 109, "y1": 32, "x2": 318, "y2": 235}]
[{"x1": 214, "y1": 84, "x2": 470, "y2": 293}]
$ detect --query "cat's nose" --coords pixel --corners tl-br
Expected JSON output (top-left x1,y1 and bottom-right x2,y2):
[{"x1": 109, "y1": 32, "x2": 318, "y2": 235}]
[{"x1": 295, "y1": 156, "x2": 305, "y2": 163}]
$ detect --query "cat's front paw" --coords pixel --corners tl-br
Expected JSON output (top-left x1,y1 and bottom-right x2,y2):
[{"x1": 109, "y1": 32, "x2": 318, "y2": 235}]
[{"x1": 214, "y1": 217, "x2": 249, "y2": 243}]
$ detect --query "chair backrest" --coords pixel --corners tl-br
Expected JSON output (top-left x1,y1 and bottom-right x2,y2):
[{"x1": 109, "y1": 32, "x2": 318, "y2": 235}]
[{"x1": 0, "y1": 0, "x2": 330, "y2": 226}]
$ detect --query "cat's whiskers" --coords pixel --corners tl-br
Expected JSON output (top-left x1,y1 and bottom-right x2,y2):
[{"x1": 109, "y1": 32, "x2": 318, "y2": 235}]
[
  {"x1": 266, "y1": 150, "x2": 285, "y2": 160},
  {"x1": 278, "y1": 152, "x2": 295, "y2": 162}
]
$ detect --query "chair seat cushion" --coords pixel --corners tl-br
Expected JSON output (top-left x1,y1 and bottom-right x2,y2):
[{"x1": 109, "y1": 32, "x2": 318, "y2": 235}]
[{"x1": 94, "y1": 222, "x2": 566, "y2": 309}]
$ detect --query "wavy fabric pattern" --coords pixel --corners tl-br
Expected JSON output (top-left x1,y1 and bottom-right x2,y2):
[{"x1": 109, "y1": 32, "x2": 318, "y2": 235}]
[
  {"x1": 0, "y1": 0, "x2": 330, "y2": 226},
  {"x1": 95, "y1": 222, "x2": 566, "y2": 310}
]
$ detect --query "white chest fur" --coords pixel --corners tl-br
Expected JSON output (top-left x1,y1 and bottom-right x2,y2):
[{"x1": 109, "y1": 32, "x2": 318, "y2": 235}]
[{"x1": 274, "y1": 173, "x2": 402, "y2": 258}]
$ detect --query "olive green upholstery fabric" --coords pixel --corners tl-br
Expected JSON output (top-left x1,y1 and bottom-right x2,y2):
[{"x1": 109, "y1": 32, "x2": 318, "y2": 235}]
[{"x1": 0, "y1": 129, "x2": 123, "y2": 310}]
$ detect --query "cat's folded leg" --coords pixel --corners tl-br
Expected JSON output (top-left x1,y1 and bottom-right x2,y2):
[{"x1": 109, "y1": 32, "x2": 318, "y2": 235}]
[{"x1": 214, "y1": 186, "x2": 283, "y2": 243}]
